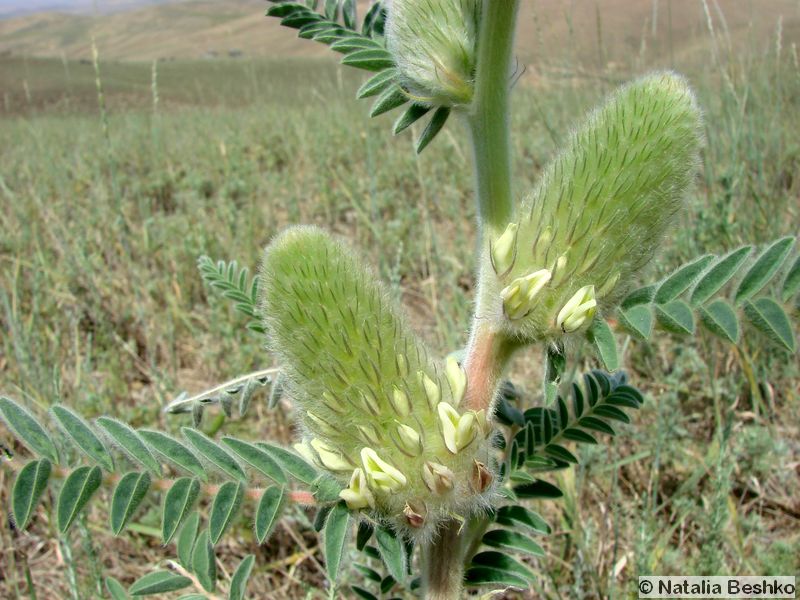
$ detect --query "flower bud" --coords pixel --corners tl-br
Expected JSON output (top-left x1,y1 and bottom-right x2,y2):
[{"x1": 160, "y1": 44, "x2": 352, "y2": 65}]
[
  {"x1": 361, "y1": 447, "x2": 407, "y2": 493},
  {"x1": 445, "y1": 355, "x2": 467, "y2": 406},
  {"x1": 597, "y1": 272, "x2": 621, "y2": 298},
  {"x1": 491, "y1": 222, "x2": 518, "y2": 275},
  {"x1": 359, "y1": 390, "x2": 381, "y2": 416},
  {"x1": 395, "y1": 422, "x2": 422, "y2": 456},
  {"x1": 390, "y1": 385, "x2": 411, "y2": 417},
  {"x1": 310, "y1": 438, "x2": 354, "y2": 472},
  {"x1": 357, "y1": 423, "x2": 381, "y2": 446},
  {"x1": 396, "y1": 353, "x2": 409, "y2": 378},
  {"x1": 339, "y1": 468, "x2": 375, "y2": 510},
  {"x1": 403, "y1": 500, "x2": 427, "y2": 529},
  {"x1": 501, "y1": 268, "x2": 552, "y2": 320},
  {"x1": 422, "y1": 461, "x2": 455, "y2": 495},
  {"x1": 386, "y1": 0, "x2": 479, "y2": 106},
  {"x1": 418, "y1": 370, "x2": 441, "y2": 409},
  {"x1": 470, "y1": 460, "x2": 493, "y2": 493},
  {"x1": 307, "y1": 411, "x2": 338, "y2": 437},
  {"x1": 293, "y1": 440, "x2": 319, "y2": 467},
  {"x1": 437, "y1": 402, "x2": 477, "y2": 454},
  {"x1": 556, "y1": 285, "x2": 597, "y2": 332}
]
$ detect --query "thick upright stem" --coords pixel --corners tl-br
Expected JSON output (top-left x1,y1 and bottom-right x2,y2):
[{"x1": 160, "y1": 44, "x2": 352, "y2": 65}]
[
  {"x1": 467, "y1": 0, "x2": 520, "y2": 236},
  {"x1": 421, "y1": 520, "x2": 466, "y2": 600}
]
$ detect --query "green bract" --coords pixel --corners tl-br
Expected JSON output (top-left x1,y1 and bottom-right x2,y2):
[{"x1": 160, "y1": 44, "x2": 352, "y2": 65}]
[
  {"x1": 259, "y1": 227, "x2": 493, "y2": 537},
  {"x1": 486, "y1": 72, "x2": 703, "y2": 342}
]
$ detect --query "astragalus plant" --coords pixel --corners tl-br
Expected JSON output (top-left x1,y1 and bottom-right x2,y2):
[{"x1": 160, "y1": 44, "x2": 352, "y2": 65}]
[{"x1": 1, "y1": 1, "x2": 798, "y2": 599}]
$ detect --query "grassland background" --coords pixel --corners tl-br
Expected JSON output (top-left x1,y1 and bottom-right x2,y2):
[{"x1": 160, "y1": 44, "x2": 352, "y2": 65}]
[{"x1": 0, "y1": 1, "x2": 799, "y2": 598}]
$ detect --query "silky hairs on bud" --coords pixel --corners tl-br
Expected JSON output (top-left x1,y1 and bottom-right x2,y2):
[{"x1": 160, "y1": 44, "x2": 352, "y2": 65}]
[
  {"x1": 485, "y1": 72, "x2": 703, "y2": 342},
  {"x1": 259, "y1": 227, "x2": 493, "y2": 539},
  {"x1": 386, "y1": 0, "x2": 480, "y2": 106}
]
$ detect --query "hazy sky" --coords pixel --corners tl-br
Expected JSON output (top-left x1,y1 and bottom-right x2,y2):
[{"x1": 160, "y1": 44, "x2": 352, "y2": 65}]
[{"x1": 0, "y1": 0, "x2": 168, "y2": 18}]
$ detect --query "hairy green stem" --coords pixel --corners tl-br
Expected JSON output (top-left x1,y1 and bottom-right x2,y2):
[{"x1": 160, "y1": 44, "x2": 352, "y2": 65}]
[
  {"x1": 421, "y1": 520, "x2": 467, "y2": 600},
  {"x1": 467, "y1": 0, "x2": 520, "y2": 236}
]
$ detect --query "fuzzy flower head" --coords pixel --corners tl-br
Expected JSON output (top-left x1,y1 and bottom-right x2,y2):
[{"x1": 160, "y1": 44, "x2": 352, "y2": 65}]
[
  {"x1": 386, "y1": 0, "x2": 479, "y2": 107},
  {"x1": 485, "y1": 72, "x2": 703, "y2": 342},
  {"x1": 260, "y1": 227, "x2": 495, "y2": 539}
]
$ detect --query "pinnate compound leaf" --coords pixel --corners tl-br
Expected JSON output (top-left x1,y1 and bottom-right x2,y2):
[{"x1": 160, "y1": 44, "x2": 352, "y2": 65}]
[
  {"x1": 655, "y1": 254, "x2": 714, "y2": 304},
  {"x1": 470, "y1": 551, "x2": 536, "y2": 582},
  {"x1": 415, "y1": 106, "x2": 450, "y2": 154},
  {"x1": 182, "y1": 428, "x2": 246, "y2": 481},
  {"x1": 0, "y1": 397, "x2": 58, "y2": 463},
  {"x1": 221, "y1": 437, "x2": 287, "y2": 485},
  {"x1": 110, "y1": 471, "x2": 151, "y2": 535},
  {"x1": 51, "y1": 405, "x2": 113, "y2": 471},
  {"x1": 324, "y1": 501, "x2": 351, "y2": 583},
  {"x1": 229, "y1": 554, "x2": 256, "y2": 600},
  {"x1": 162, "y1": 477, "x2": 201, "y2": 544},
  {"x1": 128, "y1": 571, "x2": 192, "y2": 596},
  {"x1": 618, "y1": 305, "x2": 653, "y2": 340},
  {"x1": 209, "y1": 481, "x2": 245, "y2": 545},
  {"x1": 12, "y1": 458, "x2": 51, "y2": 530},
  {"x1": 482, "y1": 529, "x2": 545, "y2": 557},
  {"x1": 255, "y1": 442, "x2": 318, "y2": 484},
  {"x1": 655, "y1": 300, "x2": 695, "y2": 335},
  {"x1": 96, "y1": 417, "x2": 161, "y2": 476},
  {"x1": 699, "y1": 298, "x2": 739, "y2": 343},
  {"x1": 691, "y1": 245, "x2": 752, "y2": 305},
  {"x1": 57, "y1": 465, "x2": 102, "y2": 533},
  {"x1": 138, "y1": 429, "x2": 207, "y2": 481},
  {"x1": 743, "y1": 298, "x2": 796, "y2": 352},
  {"x1": 375, "y1": 526, "x2": 405, "y2": 583},
  {"x1": 191, "y1": 529, "x2": 217, "y2": 592},
  {"x1": 255, "y1": 485, "x2": 286, "y2": 544},
  {"x1": 735, "y1": 236, "x2": 795, "y2": 303},
  {"x1": 586, "y1": 317, "x2": 619, "y2": 371},
  {"x1": 783, "y1": 255, "x2": 800, "y2": 301},
  {"x1": 105, "y1": 576, "x2": 129, "y2": 600},
  {"x1": 177, "y1": 511, "x2": 201, "y2": 569}
]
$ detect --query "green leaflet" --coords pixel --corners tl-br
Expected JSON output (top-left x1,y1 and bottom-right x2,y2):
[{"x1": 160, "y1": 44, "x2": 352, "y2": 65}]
[
  {"x1": 654, "y1": 255, "x2": 714, "y2": 304},
  {"x1": 105, "y1": 576, "x2": 128, "y2": 600},
  {"x1": 138, "y1": 429, "x2": 207, "y2": 481},
  {"x1": 57, "y1": 465, "x2": 102, "y2": 533},
  {"x1": 743, "y1": 298, "x2": 796, "y2": 352},
  {"x1": 182, "y1": 427, "x2": 246, "y2": 481},
  {"x1": 374, "y1": 526, "x2": 405, "y2": 583},
  {"x1": 735, "y1": 236, "x2": 795, "y2": 303},
  {"x1": 191, "y1": 529, "x2": 216, "y2": 592},
  {"x1": 699, "y1": 298, "x2": 739, "y2": 343},
  {"x1": 323, "y1": 501, "x2": 351, "y2": 583},
  {"x1": 254, "y1": 485, "x2": 286, "y2": 544},
  {"x1": 618, "y1": 305, "x2": 654, "y2": 340},
  {"x1": 229, "y1": 554, "x2": 256, "y2": 600},
  {"x1": 464, "y1": 566, "x2": 527, "y2": 589},
  {"x1": 176, "y1": 511, "x2": 200, "y2": 569},
  {"x1": 482, "y1": 529, "x2": 545, "y2": 557},
  {"x1": 128, "y1": 571, "x2": 192, "y2": 596},
  {"x1": 370, "y1": 85, "x2": 407, "y2": 117},
  {"x1": 586, "y1": 317, "x2": 619, "y2": 371},
  {"x1": 356, "y1": 68, "x2": 397, "y2": 99},
  {"x1": 783, "y1": 254, "x2": 800, "y2": 301},
  {"x1": 655, "y1": 300, "x2": 695, "y2": 335},
  {"x1": 392, "y1": 103, "x2": 430, "y2": 135},
  {"x1": 470, "y1": 550, "x2": 536, "y2": 582},
  {"x1": 12, "y1": 458, "x2": 51, "y2": 530},
  {"x1": 51, "y1": 405, "x2": 113, "y2": 471},
  {"x1": 221, "y1": 437, "x2": 287, "y2": 485},
  {"x1": 255, "y1": 442, "x2": 318, "y2": 485},
  {"x1": 110, "y1": 471, "x2": 151, "y2": 535},
  {"x1": 208, "y1": 480, "x2": 245, "y2": 545},
  {"x1": 96, "y1": 417, "x2": 161, "y2": 476},
  {"x1": 691, "y1": 245, "x2": 752, "y2": 305},
  {"x1": 0, "y1": 397, "x2": 58, "y2": 464},
  {"x1": 162, "y1": 477, "x2": 201, "y2": 544},
  {"x1": 415, "y1": 106, "x2": 450, "y2": 154}
]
